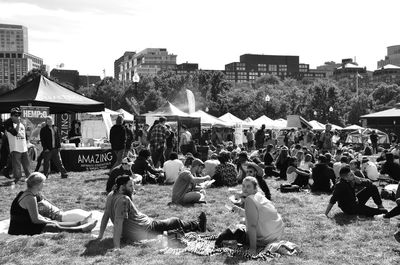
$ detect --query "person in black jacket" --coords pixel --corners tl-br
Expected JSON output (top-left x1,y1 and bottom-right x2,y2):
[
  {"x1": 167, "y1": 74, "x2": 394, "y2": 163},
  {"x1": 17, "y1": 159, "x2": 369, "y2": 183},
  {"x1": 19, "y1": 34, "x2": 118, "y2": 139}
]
[
  {"x1": 311, "y1": 155, "x2": 335, "y2": 193},
  {"x1": 132, "y1": 149, "x2": 164, "y2": 184},
  {"x1": 254, "y1": 125, "x2": 265, "y2": 149},
  {"x1": 325, "y1": 166, "x2": 387, "y2": 217},
  {"x1": 109, "y1": 116, "x2": 126, "y2": 172},
  {"x1": 40, "y1": 116, "x2": 68, "y2": 178}
]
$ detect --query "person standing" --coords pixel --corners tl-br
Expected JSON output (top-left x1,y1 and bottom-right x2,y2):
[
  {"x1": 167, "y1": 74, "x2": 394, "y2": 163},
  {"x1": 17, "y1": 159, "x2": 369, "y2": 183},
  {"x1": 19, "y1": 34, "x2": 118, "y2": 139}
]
[
  {"x1": 319, "y1": 124, "x2": 333, "y2": 154},
  {"x1": 124, "y1": 122, "x2": 134, "y2": 156},
  {"x1": 246, "y1": 127, "x2": 255, "y2": 151},
  {"x1": 179, "y1": 124, "x2": 192, "y2": 155},
  {"x1": 110, "y1": 116, "x2": 126, "y2": 172},
  {"x1": 255, "y1": 125, "x2": 265, "y2": 149},
  {"x1": 40, "y1": 116, "x2": 68, "y2": 179},
  {"x1": 149, "y1": 116, "x2": 169, "y2": 168},
  {"x1": 68, "y1": 120, "x2": 82, "y2": 147},
  {"x1": 164, "y1": 124, "x2": 175, "y2": 161},
  {"x1": 4, "y1": 107, "x2": 30, "y2": 183},
  {"x1": 370, "y1": 130, "x2": 378, "y2": 154}
]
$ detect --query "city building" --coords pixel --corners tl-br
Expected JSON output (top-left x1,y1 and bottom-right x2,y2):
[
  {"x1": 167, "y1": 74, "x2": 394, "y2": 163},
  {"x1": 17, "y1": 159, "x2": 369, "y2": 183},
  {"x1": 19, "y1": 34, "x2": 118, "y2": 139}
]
[
  {"x1": 332, "y1": 58, "x2": 369, "y2": 88},
  {"x1": 50, "y1": 68, "x2": 101, "y2": 90},
  {"x1": 316, "y1": 61, "x2": 342, "y2": 78},
  {"x1": 224, "y1": 54, "x2": 325, "y2": 83},
  {"x1": 0, "y1": 23, "x2": 44, "y2": 86},
  {"x1": 372, "y1": 64, "x2": 400, "y2": 84},
  {"x1": 114, "y1": 48, "x2": 177, "y2": 81},
  {"x1": 114, "y1": 51, "x2": 135, "y2": 80},
  {"x1": 377, "y1": 45, "x2": 400, "y2": 68},
  {"x1": 176, "y1": 62, "x2": 198, "y2": 74}
]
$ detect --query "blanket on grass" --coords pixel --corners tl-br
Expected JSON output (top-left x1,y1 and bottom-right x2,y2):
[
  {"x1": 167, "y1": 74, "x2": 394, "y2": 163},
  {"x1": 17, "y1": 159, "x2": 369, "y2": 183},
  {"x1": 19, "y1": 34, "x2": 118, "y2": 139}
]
[
  {"x1": 0, "y1": 210, "x2": 110, "y2": 241},
  {"x1": 158, "y1": 232, "x2": 300, "y2": 261}
]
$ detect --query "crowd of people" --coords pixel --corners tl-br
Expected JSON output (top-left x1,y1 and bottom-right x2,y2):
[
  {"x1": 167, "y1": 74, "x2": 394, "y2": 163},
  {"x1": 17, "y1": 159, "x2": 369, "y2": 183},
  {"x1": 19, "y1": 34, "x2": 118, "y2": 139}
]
[{"x1": 3, "y1": 113, "x2": 400, "y2": 253}]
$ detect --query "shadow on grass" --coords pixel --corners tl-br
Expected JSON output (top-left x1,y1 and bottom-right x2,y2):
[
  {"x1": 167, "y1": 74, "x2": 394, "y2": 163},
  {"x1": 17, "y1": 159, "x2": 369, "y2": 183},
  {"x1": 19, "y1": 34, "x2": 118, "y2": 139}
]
[
  {"x1": 81, "y1": 238, "x2": 114, "y2": 256},
  {"x1": 0, "y1": 180, "x2": 15, "y2": 187},
  {"x1": 223, "y1": 256, "x2": 247, "y2": 264},
  {"x1": 84, "y1": 177, "x2": 108, "y2": 183},
  {"x1": 332, "y1": 212, "x2": 367, "y2": 226}
]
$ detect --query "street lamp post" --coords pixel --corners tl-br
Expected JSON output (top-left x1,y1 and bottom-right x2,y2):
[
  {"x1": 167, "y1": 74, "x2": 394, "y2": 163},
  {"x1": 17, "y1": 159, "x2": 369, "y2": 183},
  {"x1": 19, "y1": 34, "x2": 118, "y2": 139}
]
[
  {"x1": 132, "y1": 72, "x2": 140, "y2": 90},
  {"x1": 328, "y1": 106, "x2": 333, "y2": 123},
  {"x1": 265, "y1": 95, "x2": 270, "y2": 116}
]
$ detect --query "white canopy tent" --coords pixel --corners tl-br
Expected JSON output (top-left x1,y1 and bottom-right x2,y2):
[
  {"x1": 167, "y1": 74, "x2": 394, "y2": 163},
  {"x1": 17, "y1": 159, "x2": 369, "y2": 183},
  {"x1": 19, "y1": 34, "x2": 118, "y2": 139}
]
[
  {"x1": 309, "y1": 120, "x2": 325, "y2": 130},
  {"x1": 117, "y1": 108, "x2": 134, "y2": 122},
  {"x1": 219, "y1": 112, "x2": 244, "y2": 124},
  {"x1": 271, "y1": 118, "x2": 287, "y2": 129},
  {"x1": 343, "y1": 124, "x2": 364, "y2": 130},
  {"x1": 79, "y1": 108, "x2": 120, "y2": 140},
  {"x1": 252, "y1": 115, "x2": 274, "y2": 129},
  {"x1": 190, "y1": 110, "x2": 232, "y2": 127}
]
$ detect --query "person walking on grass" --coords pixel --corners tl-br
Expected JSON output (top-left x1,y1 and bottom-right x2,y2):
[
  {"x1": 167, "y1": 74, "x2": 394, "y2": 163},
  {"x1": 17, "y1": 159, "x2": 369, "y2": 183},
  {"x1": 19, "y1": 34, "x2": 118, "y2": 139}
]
[
  {"x1": 97, "y1": 175, "x2": 207, "y2": 249},
  {"x1": 149, "y1": 116, "x2": 169, "y2": 168},
  {"x1": 109, "y1": 115, "x2": 126, "y2": 172},
  {"x1": 325, "y1": 166, "x2": 387, "y2": 218},
  {"x1": 40, "y1": 116, "x2": 68, "y2": 179}
]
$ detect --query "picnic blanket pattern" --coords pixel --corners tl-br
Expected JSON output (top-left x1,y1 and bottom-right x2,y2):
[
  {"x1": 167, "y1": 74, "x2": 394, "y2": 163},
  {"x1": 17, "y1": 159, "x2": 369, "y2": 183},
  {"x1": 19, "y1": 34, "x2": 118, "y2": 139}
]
[{"x1": 159, "y1": 232, "x2": 300, "y2": 261}]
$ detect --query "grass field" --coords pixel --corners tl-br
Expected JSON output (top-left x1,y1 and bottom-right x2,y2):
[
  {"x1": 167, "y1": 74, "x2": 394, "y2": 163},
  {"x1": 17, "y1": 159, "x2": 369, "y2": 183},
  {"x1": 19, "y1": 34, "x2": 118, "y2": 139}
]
[{"x1": 1, "y1": 170, "x2": 400, "y2": 265}]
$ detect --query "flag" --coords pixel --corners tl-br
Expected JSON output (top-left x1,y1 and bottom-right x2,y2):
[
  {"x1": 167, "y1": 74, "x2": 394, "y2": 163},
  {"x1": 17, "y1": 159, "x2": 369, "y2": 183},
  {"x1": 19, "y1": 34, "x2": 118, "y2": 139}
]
[
  {"x1": 125, "y1": 96, "x2": 140, "y2": 115},
  {"x1": 186, "y1": 89, "x2": 195, "y2": 114}
]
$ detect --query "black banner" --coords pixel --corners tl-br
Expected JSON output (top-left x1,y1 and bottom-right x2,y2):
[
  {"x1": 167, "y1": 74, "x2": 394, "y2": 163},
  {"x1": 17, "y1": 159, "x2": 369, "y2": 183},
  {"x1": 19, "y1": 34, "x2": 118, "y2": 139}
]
[
  {"x1": 56, "y1": 113, "x2": 74, "y2": 143},
  {"x1": 60, "y1": 148, "x2": 116, "y2": 172}
]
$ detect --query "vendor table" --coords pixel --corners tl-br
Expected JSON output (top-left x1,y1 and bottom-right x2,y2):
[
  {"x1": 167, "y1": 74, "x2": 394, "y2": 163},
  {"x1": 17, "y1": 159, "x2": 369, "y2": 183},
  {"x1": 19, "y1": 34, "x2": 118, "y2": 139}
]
[{"x1": 60, "y1": 147, "x2": 116, "y2": 172}]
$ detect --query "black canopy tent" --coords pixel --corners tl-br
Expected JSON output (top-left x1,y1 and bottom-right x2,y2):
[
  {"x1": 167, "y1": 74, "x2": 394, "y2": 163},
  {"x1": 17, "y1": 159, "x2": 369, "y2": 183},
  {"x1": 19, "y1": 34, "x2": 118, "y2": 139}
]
[{"x1": 0, "y1": 75, "x2": 104, "y2": 113}]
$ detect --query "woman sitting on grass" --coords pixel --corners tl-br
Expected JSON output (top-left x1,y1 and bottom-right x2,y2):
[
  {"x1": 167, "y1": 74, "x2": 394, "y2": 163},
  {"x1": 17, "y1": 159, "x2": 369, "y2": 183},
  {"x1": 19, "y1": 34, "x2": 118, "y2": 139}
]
[
  {"x1": 213, "y1": 151, "x2": 238, "y2": 187},
  {"x1": 286, "y1": 156, "x2": 311, "y2": 188},
  {"x1": 8, "y1": 172, "x2": 97, "y2": 236},
  {"x1": 215, "y1": 176, "x2": 284, "y2": 255}
]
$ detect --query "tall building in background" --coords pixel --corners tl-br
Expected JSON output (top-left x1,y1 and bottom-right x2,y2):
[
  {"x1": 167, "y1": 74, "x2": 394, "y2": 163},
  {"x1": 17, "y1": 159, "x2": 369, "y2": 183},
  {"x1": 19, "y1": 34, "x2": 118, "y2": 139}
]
[
  {"x1": 0, "y1": 23, "x2": 44, "y2": 86},
  {"x1": 377, "y1": 45, "x2": 400, "y2": 68},
  {"x1": 224, "y1": 54, "x2": 325, "y2": 83},
  {"x1": 114, "y1": 48, "x2": 177, "y2": 81},
  {"x1": 50, "y1": 68, "x2": 101, "y2": 90}
]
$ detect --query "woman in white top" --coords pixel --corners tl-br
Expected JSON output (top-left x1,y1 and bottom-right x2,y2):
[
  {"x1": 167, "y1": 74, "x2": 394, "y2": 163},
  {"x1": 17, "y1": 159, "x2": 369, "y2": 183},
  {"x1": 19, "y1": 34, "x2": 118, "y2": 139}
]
[
  {"x1": 286, "y1": 156, "x2": 311, "y2": 187},
  {"x1": 215, "y1": 176, "x2": 284, "y2": 255}
]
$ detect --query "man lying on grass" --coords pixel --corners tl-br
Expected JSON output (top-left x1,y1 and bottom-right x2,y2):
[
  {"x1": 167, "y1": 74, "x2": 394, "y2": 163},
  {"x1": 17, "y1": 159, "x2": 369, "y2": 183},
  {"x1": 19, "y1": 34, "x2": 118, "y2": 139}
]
[
  {"x1": 325, "y1": 166, "x2": 388, "y2": 218},
  {"x1": 215, "y1": 176, "x2": 284, "y2": 255},
  {"x1": 97, "y1": 175, "x2": 207, "y2": 249}
]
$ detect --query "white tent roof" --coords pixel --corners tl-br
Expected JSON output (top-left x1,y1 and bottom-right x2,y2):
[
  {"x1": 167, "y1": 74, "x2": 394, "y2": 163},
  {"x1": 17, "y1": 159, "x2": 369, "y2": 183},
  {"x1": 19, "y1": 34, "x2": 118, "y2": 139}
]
[
  {"x1": 270, "y1": 119, "x2": 287, "y2": 129},
  {"x1": 244, "y1": 117, "x2": 253, "y2": 123},
  {"x1": 87, "y1": 108, "x2": 121, "y2": 116},
  {"x1": 253, "y1": 115, "x2": 274, "y2": 128},
  {"x1": 190, "y1": 110, "x2": 232, "y2": 127},
  {"x1": 343, "y1": 124, "x2": 364, "y2": 130},
  {"x1": 219, "y1": 112, "x2": 243, "y2": 124},
  {"x1": 309, "y1": 120, "x2": 325, "y2": 130},
  {"x1": 117, "y1": 108, "x2": 134, "y2": 121},
  {"x1": 330, "y1": 124, "x2": 343, "y2": 130}
]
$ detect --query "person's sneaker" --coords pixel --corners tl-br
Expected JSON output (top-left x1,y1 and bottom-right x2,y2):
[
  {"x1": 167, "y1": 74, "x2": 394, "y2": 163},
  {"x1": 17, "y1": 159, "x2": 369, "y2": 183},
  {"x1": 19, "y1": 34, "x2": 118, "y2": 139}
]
[
  {"x1": 394, "y1": 230, "x2": 400, "y2": 243},
  {"x1": 376, "y1": 214, "x2": 390, "y2": 224},
  {"x1": 198, "y1": 212, "x2": 207, "y2": 232}
]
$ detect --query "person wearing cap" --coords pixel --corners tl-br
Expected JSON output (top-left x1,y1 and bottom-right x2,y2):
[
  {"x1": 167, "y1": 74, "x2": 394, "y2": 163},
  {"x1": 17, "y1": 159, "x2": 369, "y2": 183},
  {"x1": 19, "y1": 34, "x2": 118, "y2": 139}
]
[
  {"x1": 98, "y1": 175, "x2": 207, "y2": 248},
  {"x1": 40, "y1": 116, "x2": 68, "y2": 179},
  {"x1": 171, "y1": 158, "x2": 211, "y2": 205},
  {"x1": 325, "y1": 166, "x2": 387, "y2": 218},
  {"x1": 106, "y1": 157, "x2": 135, "y2": 193},
  {"x1": 4, "y1": 107, "x2": 30, "y2": 182},
  {"x1": 215, "y1": 176, "x2": 284, "y2": 254},
  {"x1": 311, "y1": 155, "x2": 335, "y2": 193},
  {"x1": 360, "y1": 157, "x2": 379, "y2": 181},
  {"x1": 245, "y1": 162, "x2": 271, "y2": 200}
]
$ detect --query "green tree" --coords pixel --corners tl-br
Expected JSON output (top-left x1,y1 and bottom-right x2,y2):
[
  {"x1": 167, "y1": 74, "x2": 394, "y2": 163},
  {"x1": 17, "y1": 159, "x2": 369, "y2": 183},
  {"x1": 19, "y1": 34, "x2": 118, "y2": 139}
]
[{"x1": 371, "y1": 83, "x2": 400, "y2": 111}]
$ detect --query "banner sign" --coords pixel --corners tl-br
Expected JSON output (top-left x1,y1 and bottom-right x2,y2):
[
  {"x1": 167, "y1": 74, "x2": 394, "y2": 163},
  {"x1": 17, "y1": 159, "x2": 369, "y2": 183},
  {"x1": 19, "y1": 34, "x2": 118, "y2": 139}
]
[
  {"x1": 60, "y1": 148, "x2": 116, "y2": 171},
  {"x1": 20, "y1": 106, "x2": 49, "y2": 142},
  {"x1": 56, "y1": 113, "x2": 74, "y2": 143}
]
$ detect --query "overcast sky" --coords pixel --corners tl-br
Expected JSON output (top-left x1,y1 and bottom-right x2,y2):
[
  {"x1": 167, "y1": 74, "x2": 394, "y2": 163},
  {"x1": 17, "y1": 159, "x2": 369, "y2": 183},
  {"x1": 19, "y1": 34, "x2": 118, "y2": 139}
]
[{"x1": 1, "y1": 0, "x2": 399, "y2": 77}]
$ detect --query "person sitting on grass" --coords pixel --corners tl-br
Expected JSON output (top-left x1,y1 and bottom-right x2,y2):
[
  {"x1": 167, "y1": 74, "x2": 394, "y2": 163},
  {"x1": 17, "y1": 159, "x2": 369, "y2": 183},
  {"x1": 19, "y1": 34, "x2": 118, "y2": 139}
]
[
  {"x1": 286, "y1": 156, "x2": 311, "y2": 188},
  {"x1": 245, "y1": 162, "x2": 271, "y2": 200},
  {"x1": 311, "y1": 154, "x2": 335, "y2": 193},
  {"x1": 97, "y1": 175, "x2": 207, "y2": 248},
  {"x1": 325, "y1": 166, "x2": 388, "y2": 218},
  {"x1": 106, "y1": 157, "x2": 135, "y2": 193},
  {"x1": 213, "y1": 150, "x2": 238, "y2": 187},
  {"x1": 215, "y1": 176, "x2": 284, "y2": 255},
  {"x1": 171, "y1": 159, "x2": 211, "y2": 205},
  {"x1": 380, "y1": 153, "x2": 400, "y2": 182},
  {"x1": 132, "y1": 149, "x2": 164, "y2": 184},
  {"x1": 8, "y1": 172, "x2": 97, "y2": 235}
]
